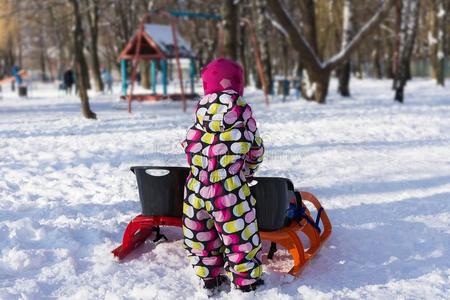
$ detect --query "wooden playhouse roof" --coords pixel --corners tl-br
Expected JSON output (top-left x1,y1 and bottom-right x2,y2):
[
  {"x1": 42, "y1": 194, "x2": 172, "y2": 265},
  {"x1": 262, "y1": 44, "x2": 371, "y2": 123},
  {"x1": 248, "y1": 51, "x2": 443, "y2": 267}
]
[{"x1": 118, "y1": 24, "x2": 195, "y2": 61}]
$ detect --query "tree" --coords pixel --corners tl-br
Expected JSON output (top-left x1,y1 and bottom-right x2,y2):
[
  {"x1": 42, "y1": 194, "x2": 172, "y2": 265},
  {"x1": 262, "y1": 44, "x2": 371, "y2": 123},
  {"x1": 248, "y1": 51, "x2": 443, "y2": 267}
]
[
  {"x1": 267, "y1": 0, "x2": 397, "y2": 103},
  {"x1": 221, "y1": 0, "x2": 238, "y2": 60},
  {"x1": 252, "y1": 0, "x2": 273, "y2": 94},
  {"x1": 338, "y1": 0, "x2": 354, "y2": 96},
  {"x1": 46, "y1": 3, "x2": 69, "y2": 79},
  {"x1": 83, "y1": 0, "x2": 103, "y2": 92},
  {"x1": 394, "y1": 0, "x2": 420, "y2": 102},
  {"x1": 429, "y1": 0, "x2": 447, "y2": 86},
  {"x1": 239, "y1": 3, "x2": 250, "y2": 85},
  {"x1": 68, "y1": 0, "x2": 96, "y2": 119}
]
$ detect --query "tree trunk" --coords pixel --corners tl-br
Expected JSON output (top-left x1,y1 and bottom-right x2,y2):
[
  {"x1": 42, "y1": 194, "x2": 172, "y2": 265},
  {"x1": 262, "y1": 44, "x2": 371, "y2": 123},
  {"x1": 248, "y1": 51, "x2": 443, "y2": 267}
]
[
  {"x1": 384, "y1": 27, "x2": 395, "y2": 78},
  {"x1": 298, "y1": 0, "x2": 318, "y2": 53},
  {"x1": 338, "y1": 0, "x2": 354, "y2": 96},
  {"x1": 39, "y1": 31, "x2": 47, "y2": 82},
  {"x1": 392, "y1": 0, "x2": 402, "y2": 89},
  {"x1": 297, "y1": 0, "x2": 322, "y2": 100},
  {"x1": 372, "y1": 30, "x2": 383, "y2": 79},
  {"x1": 84, "y1": 0, "x2": 103, "y2": 92},
  {"x1": 221, "y1": 0, "x2": 238, "y2": 60},
  {"x1": 69, "y1": 0, "x2": 96, "y2": 119},
  {"x1": 282, "y1": 36, "x2": 289, "y2": 100},
  {"x1": 239, "y1": 18, "x2": 250, "y2": 86},
  {"x1": 372, "y1": 48, "x2": 383, "y2": 79},
  {"x1": 253, "y1": 0, "x2": 273, "y2": 94},
  {"x1": 301, "y1": 68, "x2": 331, "y2": 103},
  {"x1": 338, "y1": 61, "x2": 351, "y2": 95},
  {"x1": 430, "y1": 0, "x2": 447, "y2": 86},
  {"x1": 394, "y1": 0, "x2": 420, "y2": 103}
]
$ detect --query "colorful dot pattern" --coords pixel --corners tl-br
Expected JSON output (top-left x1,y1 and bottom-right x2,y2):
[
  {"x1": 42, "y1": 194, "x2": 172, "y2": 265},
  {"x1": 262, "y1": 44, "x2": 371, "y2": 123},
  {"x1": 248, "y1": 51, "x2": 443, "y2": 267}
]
[{"x1": 182, "y1": 90, "x2": 264, "y2": 287}]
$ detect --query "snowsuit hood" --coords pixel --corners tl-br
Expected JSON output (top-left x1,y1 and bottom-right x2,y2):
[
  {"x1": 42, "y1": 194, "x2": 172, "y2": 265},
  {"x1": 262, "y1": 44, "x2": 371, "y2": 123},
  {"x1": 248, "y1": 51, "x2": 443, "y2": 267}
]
[
  {"x1": 194, "y1": 90, "x2": 251, "y2": 133},
  {"x1": 201, "y1": 58, "x2": 245, "y2": 96}
]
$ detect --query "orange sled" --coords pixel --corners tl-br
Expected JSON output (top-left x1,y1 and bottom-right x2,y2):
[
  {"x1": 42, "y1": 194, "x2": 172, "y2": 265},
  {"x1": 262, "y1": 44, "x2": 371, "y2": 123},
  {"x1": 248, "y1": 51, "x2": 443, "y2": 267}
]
[{"x1": 112, "y1": 167, "x2": 332, "y2": 277}]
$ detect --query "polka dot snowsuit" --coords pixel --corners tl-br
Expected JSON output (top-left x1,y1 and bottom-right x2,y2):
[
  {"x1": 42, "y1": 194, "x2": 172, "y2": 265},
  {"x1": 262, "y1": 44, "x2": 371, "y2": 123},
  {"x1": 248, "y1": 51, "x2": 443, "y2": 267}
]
[{"x1": 182, "y1": 90, "x2": 264, "y2": 287}]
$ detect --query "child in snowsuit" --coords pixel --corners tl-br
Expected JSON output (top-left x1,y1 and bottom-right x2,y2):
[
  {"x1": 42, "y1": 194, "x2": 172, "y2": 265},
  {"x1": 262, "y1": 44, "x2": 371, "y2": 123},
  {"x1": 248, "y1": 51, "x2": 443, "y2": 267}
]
[{"x1": 182, "y1": 58, "x2": 265, "y2": 292}]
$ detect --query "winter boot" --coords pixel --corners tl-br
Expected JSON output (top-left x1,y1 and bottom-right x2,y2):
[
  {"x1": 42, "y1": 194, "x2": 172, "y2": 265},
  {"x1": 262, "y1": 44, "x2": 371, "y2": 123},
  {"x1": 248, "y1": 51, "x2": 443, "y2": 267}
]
[
  {"x1": 237, "y1": 278, "x2": 265, "y2": 293},
  {"x1": 203, "y1": 275, "x2": 229, "y2": 290}
]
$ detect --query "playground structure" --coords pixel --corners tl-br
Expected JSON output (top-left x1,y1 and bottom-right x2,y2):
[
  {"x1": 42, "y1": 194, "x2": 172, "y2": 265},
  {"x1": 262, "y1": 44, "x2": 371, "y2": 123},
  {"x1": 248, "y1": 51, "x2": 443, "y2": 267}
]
[
  {"x1": 112, "y1": 166, "x2": 332, "y2": 277},
  {"x1": 118, "y1": 11, "x2": 198, "y2": 113},
  {"x1": 118, "y1": 10, "x2": 270, "y2": 113}
]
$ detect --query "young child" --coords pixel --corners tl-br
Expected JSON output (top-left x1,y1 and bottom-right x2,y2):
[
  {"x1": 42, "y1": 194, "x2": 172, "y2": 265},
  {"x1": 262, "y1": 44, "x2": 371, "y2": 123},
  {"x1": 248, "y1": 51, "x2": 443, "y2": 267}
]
[{"x1": 182, "y1": 58, "x2": 265, "y2": 293}]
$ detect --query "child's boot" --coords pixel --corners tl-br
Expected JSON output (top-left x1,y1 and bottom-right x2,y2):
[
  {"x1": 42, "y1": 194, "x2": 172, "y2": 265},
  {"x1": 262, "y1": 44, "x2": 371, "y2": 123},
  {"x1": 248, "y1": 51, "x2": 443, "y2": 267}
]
[
  {"x1": 237, "y1": 278, "x2": 264, "y2": 293},
  {"x1": 203, "y1": 274, "x2": 229, "y2": 291}
]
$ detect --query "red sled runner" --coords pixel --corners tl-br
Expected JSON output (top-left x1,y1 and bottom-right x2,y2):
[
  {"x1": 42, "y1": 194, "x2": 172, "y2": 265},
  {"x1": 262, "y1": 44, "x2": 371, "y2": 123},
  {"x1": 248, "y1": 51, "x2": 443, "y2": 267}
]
[{"x1": 113, "y1": 166, "x2": 331, "y2": 276}]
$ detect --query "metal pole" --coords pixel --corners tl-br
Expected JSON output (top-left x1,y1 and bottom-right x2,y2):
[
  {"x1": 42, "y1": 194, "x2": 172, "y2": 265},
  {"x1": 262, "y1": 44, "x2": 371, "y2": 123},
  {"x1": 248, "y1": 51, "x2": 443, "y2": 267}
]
[
  {"x1": 161, "y1": 59, "x2": 168, "y2": 96},
  {"x1": 121, "y1": 60, "x2": 127, "y2": 96},
  {"x1": 151, "y1": 59, "x2": 157, "y2": 94},
  {"x1": 241, "y1": 18, "x2": 270, "y2": 106},
  {"x1": 190, "y1": 58, "x2": 196, "y2": 95},
  {"x1": 168, "y1": 15, "x2": 187, "y2": 112},
  {"x1": 128, "y1": 22, "x2": 145, "y2": 113}
]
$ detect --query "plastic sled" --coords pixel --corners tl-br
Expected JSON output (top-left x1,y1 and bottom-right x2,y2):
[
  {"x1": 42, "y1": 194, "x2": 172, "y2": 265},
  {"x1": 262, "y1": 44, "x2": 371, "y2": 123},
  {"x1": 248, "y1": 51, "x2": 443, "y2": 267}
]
[{"x1": 112, "y1": 166, "x2": 332, "y2": 276}]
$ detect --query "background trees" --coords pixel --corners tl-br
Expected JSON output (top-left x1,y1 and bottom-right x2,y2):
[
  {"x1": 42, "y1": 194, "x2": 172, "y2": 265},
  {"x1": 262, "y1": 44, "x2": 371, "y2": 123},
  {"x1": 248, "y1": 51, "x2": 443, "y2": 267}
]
[
  {"x1": 394, "y1": 0, "x2": 421, "y2": 102},
  {"x1": 0, "y1": 0, "x2": 448, "y2": 115}
]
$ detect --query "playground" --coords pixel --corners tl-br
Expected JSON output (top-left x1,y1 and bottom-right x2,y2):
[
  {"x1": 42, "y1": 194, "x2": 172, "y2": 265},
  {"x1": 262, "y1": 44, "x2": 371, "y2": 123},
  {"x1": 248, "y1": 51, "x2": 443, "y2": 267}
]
[{"x1": 1, "y1": 77, "x2": 449, "y2": 299}]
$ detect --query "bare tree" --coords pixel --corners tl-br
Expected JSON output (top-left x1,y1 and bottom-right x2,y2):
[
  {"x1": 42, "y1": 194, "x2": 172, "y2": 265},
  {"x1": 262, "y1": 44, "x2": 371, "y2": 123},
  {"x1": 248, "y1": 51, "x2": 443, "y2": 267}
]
[
  {"x1": 267, "y1": 0, "x2": 397, "y2": 103},
  {"x1": 394, "y1": 0, "x2": 420, "y2": 102},
  {"x1": 68, "y1": 0, "x2": 96, "y2": 119},
  {"x1": 221, "y1": 0, "x2": 238, "y2": 60},
  {"x1": 338, "y1": 0, "x2": 354, "y2": 96},
  {"x1": 252, "y1": 0, "x2": 273, "y2": 94},
  {"x1": 83, "y1": 0, "x2": 103, "y2": 92},
  {"x1": 239, "y1": 3, "x2": 250, "y2": 85},
  {"x1": 430, "y1": 0, "x2": 447, "y2": 86}
]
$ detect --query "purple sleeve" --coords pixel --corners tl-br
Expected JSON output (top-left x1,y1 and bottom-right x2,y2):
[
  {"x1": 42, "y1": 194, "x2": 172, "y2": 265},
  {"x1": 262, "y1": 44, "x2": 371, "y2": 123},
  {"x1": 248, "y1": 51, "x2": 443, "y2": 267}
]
[{"x1": 243, "y1": 106, "x2": 264, "y2": 177}]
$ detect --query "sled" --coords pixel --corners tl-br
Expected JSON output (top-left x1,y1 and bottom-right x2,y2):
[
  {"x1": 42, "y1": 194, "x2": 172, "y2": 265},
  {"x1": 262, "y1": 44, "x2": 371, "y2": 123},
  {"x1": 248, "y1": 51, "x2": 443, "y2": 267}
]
[
  {"x1": 112, "y1": 166, "x2": 332, "y2": 277},
  {"x1": 0, "y1": 70, "x2": 28, "y2": 85}
]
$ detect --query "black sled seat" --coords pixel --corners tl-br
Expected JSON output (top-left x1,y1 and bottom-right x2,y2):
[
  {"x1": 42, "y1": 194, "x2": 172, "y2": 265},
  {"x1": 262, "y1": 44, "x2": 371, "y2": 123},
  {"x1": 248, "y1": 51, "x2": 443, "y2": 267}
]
[
  {"x1": 112, "y1": 166, "x2": 332, "y2": 276},
  {"x1": 250, "y1": 177, "x2": 295, "y2": 231},
  {"x1": 132, "y1": 166, "x2": 189, "y2": 217}
]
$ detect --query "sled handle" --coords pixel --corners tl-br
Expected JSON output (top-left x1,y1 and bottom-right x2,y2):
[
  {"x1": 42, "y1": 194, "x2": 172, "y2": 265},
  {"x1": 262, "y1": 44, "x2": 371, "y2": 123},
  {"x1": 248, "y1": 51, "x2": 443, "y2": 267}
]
[{"x1": 299, "y1": 191, "x2": 332, "y2": 243}]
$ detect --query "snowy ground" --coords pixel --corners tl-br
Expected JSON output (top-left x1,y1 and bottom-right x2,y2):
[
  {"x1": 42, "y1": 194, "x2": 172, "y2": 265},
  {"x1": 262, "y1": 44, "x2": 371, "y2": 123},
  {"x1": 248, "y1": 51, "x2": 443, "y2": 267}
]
[{"x1": 1, "y1": 79, "x2": 449, "y2": 299}]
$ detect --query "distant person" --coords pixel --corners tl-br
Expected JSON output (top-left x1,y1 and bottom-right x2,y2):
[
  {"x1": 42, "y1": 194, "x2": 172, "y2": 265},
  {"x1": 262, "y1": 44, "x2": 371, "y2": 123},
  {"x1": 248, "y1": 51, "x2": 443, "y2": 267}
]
[
  {"x1": 12, "y1": 65, "x2": 23, "y2": 85},
  {"x1": 63, "y1": 69, "x2": 75, "y2": 95},
  {"x1": 101, "y1": 69, "x2": 113, "y2": 94},
  {"x1": 11, "y1": 65, "x2": 23, "y2": 91},
  {"x1": 136, "y1": 71, "x2": 141, "y2": 86}
]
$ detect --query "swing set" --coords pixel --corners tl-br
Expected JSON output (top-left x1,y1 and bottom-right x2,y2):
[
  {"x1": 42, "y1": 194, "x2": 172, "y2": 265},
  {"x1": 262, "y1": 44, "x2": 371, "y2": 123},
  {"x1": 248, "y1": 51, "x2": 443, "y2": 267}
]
[{"x1": 118, "y1": 10, "x2": 270, "y2": 113}]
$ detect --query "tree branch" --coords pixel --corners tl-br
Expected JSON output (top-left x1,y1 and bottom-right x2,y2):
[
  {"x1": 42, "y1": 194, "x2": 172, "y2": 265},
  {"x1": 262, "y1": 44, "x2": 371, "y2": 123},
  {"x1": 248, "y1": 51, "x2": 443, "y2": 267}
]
[
  {"x1": 324, "y1": 0, "x2": 397, "y2": 70},
  {"x1": 268, "y1": 0, "x2": 397, "y2": 72},
  {"x1": 267, "y1": 0, "x2": 323, "y2": 73}
]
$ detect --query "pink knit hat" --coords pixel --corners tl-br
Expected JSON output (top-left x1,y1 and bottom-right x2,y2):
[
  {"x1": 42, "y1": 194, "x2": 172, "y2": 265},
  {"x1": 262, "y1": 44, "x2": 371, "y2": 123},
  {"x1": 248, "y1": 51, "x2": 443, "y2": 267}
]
[{"x1": 201, "y1": 58, "x2": 245, "y2": 96}]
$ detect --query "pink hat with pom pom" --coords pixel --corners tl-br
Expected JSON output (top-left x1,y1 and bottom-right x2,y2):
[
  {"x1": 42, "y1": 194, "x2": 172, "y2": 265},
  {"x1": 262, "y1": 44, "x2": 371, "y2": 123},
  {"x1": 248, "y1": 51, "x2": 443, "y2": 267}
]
[{"x1": 201, "y1": 58, "x2": 245, "y2": 96}]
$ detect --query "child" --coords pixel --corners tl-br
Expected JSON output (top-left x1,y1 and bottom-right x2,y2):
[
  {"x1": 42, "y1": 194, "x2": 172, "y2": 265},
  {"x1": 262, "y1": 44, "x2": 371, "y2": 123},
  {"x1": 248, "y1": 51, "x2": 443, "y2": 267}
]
[{"x1": 182, "y1": 58, "x2": 265, "y2": 293}]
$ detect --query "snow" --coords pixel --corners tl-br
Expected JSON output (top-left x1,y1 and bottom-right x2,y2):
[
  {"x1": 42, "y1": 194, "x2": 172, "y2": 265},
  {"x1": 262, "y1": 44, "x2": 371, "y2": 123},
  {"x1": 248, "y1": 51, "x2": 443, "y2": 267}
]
[
  {"x1": 144, "y1": 24, "x2": 195, "y2": 58},
  {"x1": 1, "y1": 78, "x2": 450, "y2": 299}
]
